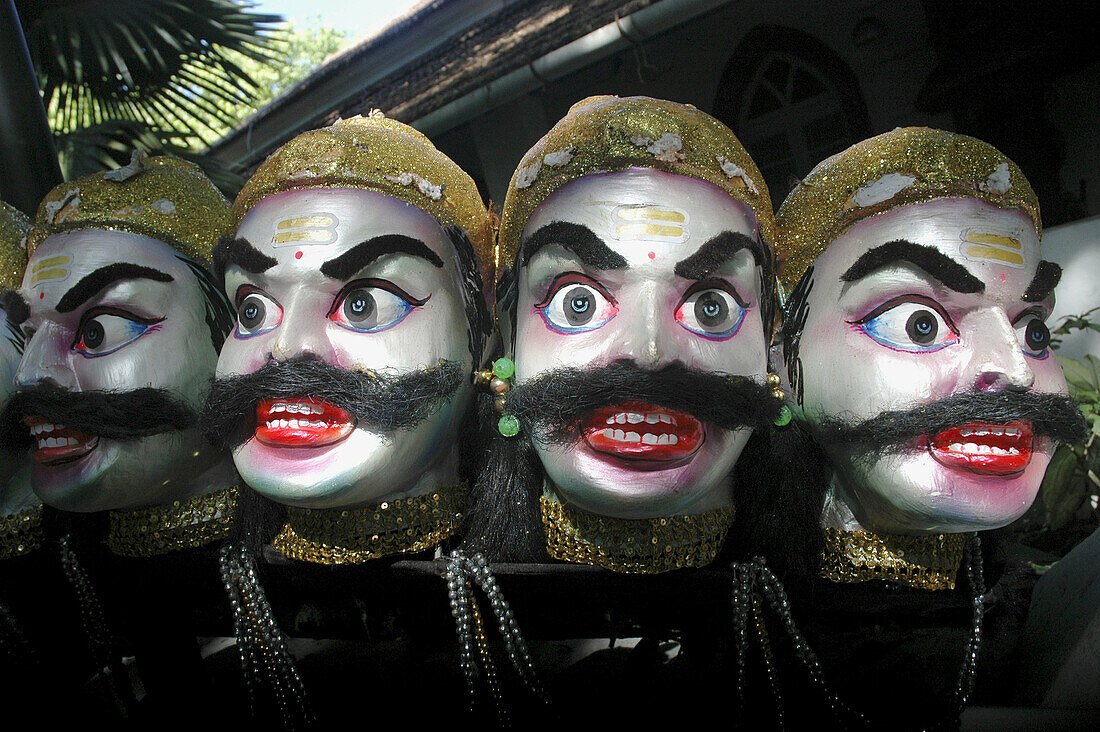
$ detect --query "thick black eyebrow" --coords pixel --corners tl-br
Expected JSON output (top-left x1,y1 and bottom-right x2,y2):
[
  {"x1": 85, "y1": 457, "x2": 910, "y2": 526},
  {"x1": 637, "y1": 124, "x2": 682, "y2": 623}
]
[
  {"x1": 840, "y1": 239, "x2": 984, "y2": 294},
  {"x1": 56, "y1": 263, "x2": 174, "y2": 314},
  {"x1": 1022, "y1": 260, "x2": 1062, "y2": 302},
  {"x1": 518, "y1": 221, "x2": 628, "y2": 270},
  {"x1": 216, "y1": 235, "x2": 277, "y2": 277},
  {"x1": 319, "y1": 234, "x2": 444, "y2": 281},
  {"x1": 0, "y1": 289, "x2": 29, "y2": 325},
  {"x1": 674, "y1": 231, "x2": 765, "y2": 280}
]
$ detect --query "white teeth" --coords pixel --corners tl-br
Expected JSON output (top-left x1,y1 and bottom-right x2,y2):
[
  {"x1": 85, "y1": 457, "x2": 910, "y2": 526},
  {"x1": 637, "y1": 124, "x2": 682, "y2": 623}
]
[
  {"x1": 271, "y1": 404, "x2": 285, "y2": 413},
  {"x1": 645, "y1": 414, "x2": 660, "y2": 424},
  {"x1": 625, "y1": 431, "x2": 640, "y2": 442},
  {"x1": 990, "y1": 446, "x2": 1008, "y2": 456},
  {"x1": 66, "y1": 437, "x2": 78, "y2": 446},
  {"x1": 1008, "y1": 447, "x2": 1020, "y2": 455},
  {"x1": 614, "y1": 429, "x2": 626, "y2": 441},
  {"x1": 37, "y1": 439, "x2": 46, "y2": 449},
  {"x1": 978, "y1": 444, "x2": 992, "y2": 454},
  {"x1": 960, "y1": 429, "x2": 972, "y2": 437},
  {"x1": 626, "y1": 413, "x2": 642, "y2": 424},
  {"x1": 964, "y1": 442, "x2": 979, "y2": 454},
  {"x1": 659, "y1": 415, "x2": 672, "y2": 424},
  {"x1": 615, "y1": 414, "x2": 627, "y2": 424},
  {"x1": 657, "y1": 434, "x2": 670, "y2": 445},
  {"x1": 974, "y1": 429, "x2": 989, "y2": 436},
  {"x1": 31, "y1": 423, "x2": 58, "y2": 435},
  {"x1": 1005, "y1": 428, "x2": 1020, "y2": 437},
  {"x1": 603, "y1": 428, "x2": 614, "y2": 439},
  {"x1": 288, "y1": 419, "x2": 300, "y2": 428},
  {"x1": 606, "y1": 417, "x2": 615, "y2": 425},
  {"x1": 46, "y1": 437, "x2": 60, "y2": 448},
  {"x1": 990, "y1": 427, "x2": 1004, "y2": 436},
  {"x1": 949, "y1": 443, "x2": 963, "y2": 452},
  {"x1": 642, "y1": 433, "x2": 658, "y2": 445},
  {"x1": 670, "y1": 434, "x2": 678, "y2": 445}
]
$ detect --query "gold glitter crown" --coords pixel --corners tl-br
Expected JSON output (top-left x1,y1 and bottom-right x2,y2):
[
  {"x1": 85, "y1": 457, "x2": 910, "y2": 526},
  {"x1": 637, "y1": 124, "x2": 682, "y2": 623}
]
[
  {"x1": 498, "y1": 95, "x2": 775, "y2": 271},
  {"x1": 775, "y1": 127, "x2": 1040, "y2": 291},
  {"x1": 231, "y1": 114, "x2": 492, "y2": 284},
  {"x1": 26, "y1": 153, "x2": 230, "y2": 266},
  {"x1": 0, "y1": 201, "x2": 30, "y2": 291}
]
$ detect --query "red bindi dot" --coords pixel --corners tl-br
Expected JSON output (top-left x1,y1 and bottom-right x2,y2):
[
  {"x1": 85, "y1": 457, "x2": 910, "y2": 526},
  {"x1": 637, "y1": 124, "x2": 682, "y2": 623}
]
[
  {"x1": 998, "y1": 272, "x2": 1007, "y2": 281},
  {"x1": 648, "y1": 251, "x2": 656, "y2": 259},
  {"x1": 39, "y1": 292, "x2": 44, "y2": 299},
  {"x1": 295, "y1": 251, "x2": 304, "y2": 259}
]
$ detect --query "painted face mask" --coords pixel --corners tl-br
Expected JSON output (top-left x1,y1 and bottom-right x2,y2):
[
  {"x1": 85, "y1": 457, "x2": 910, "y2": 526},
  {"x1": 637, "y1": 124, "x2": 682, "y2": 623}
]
[
  {"x1": 470, "y1": 96, "x2": 781, "y2": 573},
  {"x1": 777, "y1": 128, "x2": 1087, "y2": 589},
  {"x1": 206, "y1": 113, "x2": 492, "y2": 564},
  {"x1": 0, "y1": 201, "x2": 41, "y2": 559},
  {"x1": 0, "y1": 155, "x2": 238, "y2": 556}
]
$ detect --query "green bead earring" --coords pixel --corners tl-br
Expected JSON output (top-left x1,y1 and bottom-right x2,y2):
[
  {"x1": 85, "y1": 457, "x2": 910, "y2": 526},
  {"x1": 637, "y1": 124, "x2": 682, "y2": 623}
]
[{"x1": 476, "y1": 357, "x2": 520, "y2": 437}]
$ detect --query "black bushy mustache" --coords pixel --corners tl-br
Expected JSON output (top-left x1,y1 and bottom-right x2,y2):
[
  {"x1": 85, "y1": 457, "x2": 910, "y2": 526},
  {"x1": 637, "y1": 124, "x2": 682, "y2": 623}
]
[
  {"x1": 0, "y1": 384, "x2": 199, "y2": 451},
  {"x1": 201, "y1": 358, "x2": 465, "y2": 448},
  {"x1": 812, "y1": 390, "x2": 1089, "y2": 456},
  {"x1": 505, "y1": 359, "x2": 781, "y2": 445}
]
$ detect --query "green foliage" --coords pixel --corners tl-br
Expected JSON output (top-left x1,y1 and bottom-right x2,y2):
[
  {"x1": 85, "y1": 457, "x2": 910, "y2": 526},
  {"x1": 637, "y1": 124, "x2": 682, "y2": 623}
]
[{"x1": 1025, "y1": 309, "x2": 1100, "y2": 549}]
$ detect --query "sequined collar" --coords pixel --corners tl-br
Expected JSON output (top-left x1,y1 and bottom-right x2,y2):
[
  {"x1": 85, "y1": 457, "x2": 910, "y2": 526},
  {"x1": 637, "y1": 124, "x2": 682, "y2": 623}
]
[
  {"x1": 540, "y1": 494, "x2": 735, "y2": 574},
  {"x1": 0, "y1": 505, "x2": 44, "y2": 561},
  {"x1": 819, "y1": 528, "x2": 968, "y2": 591},
  {"x1": 107, "y1": 486, "x2": 238, "y2": 558},
  {"x1": 272, "y1": 483, "x2": 467, "y2": 565}
]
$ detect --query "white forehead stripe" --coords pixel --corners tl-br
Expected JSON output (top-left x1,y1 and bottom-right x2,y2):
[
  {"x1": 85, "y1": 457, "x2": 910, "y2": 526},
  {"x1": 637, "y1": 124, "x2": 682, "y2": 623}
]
[
  {"x1": 29, "y1": 255, "x2": 71, "y2": 286},
  {"x1": 271, "y1": 213, "x2": 340, "y2": 246},
  {"x1": 961, "y1": 230, "x2": 1025, "y2": 268},
  {"x1": 610, "y1": 205, "x2": 689, "y2": 243}
]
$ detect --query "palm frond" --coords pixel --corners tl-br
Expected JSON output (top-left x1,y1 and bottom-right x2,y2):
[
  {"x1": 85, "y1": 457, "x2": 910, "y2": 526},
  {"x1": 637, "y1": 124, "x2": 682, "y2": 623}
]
[{"x1": 18, "y1": 0, "x2": 281, "y2": 144}]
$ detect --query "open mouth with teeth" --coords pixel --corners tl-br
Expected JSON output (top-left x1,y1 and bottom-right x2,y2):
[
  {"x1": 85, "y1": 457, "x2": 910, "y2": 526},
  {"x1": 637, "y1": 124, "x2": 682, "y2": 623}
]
[
  {"x1": 582, "y1": 401, "x2": 704, "y2": 465},
  {"x1": 928, "y1": 421, "x2": 1033, "y2": 475},
  {"x1": 254, "y1": 398, "x2": 356, "y2": 448},
  {"x1": 24, "y1": 417, "x2": 99, "y2": 466}
]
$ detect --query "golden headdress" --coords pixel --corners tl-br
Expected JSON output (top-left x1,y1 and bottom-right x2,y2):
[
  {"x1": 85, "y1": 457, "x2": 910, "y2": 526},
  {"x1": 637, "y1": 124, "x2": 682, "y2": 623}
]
[
  {"x1": 231, "y1": 113, "x2": 492, "y2": 286},
  {"x1": 775, "y1": 127, "x2": 1040, "y2": 292},
  {"x1": 26, "y1": 153, "x2": 230, "y2": 266},
  {"x1": 498, "y1": 95, "x2": 775, "y2": 271},
  {"x1": 0, "y1": 201, "x2": 30, "y2": 291}
]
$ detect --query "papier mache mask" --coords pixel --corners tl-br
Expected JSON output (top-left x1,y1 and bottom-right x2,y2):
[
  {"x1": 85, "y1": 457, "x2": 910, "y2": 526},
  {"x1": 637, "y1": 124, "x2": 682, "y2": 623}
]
[
  {"x1": 468, "y1": 96, "x2": 782, "y2": 573},
  {"x1": 776, "y1": 128, "x2": 1087, "y2": 586},
  {"x1": 0, "y1": 202, "x2": 40, "y2": 555},
  {"x1": 206, "y1": 113, "x2": 492, "y2": 563},
  {"x1": 0, "y1": 155, "x2": 236, "y2": 530}
]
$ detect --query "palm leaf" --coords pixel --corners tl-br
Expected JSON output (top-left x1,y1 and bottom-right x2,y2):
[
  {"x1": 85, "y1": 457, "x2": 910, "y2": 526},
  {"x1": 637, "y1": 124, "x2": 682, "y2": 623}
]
[{"x1": 18, "y1": 0, "x2": 281, "y2": 144}]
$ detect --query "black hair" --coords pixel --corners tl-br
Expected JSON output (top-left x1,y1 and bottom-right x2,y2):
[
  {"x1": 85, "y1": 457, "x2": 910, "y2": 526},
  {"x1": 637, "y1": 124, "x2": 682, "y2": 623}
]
[
  {"x1": 780, "y1": 265, "x2": 814, "y2": 406},
  {"x1": 177, "y1": 255, "x2": 235, "y2": 353}
]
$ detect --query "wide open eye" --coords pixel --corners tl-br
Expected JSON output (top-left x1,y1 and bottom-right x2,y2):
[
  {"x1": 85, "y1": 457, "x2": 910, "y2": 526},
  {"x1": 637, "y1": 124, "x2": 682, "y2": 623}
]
[
  {"x1": 535, "y1": 273, "x2": 617, "y2": 334},
  {"x1": 235, "y1": 288, "x2": 282, "y2": 339},
  {"x1": 328, "y1": 279, "x2": 425, "y2": 333},
  {"x1": 1014, "y1": 311, "x2": 1051, "y2": 358},
  {"x1": 675, "y1": 282, "x2": 746, "y2": 340},
  {"x1": 72, "y1": 308, "x2": 161, "y2": 358},
  {"x1": 854, "y1": 295, "x2": 959, "y2": 353}
]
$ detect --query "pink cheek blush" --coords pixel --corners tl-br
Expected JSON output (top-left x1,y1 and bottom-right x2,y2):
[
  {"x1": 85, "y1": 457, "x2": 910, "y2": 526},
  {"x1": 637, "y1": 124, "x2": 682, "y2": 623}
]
[
  {"x1": 648, "y1": 251, "x2": 656, "y2": 260},
  {"x1": 998, "y1": 273, "x2": 1007, "y2": 281}
]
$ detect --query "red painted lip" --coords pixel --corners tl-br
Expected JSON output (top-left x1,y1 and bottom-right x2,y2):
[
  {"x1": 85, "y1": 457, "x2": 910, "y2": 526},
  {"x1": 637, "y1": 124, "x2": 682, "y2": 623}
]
[
  {"x1": 24, "y1": 416, "x2": 99, "y2": 466},
  {"x1": 928, "y1": 421, "x2": 1033, "y2": 476},
  {"x1": 255, "y1": 398, "x2": 356, "y2": 447},
  {"x1": 583, "y1": 401, "x2": 704, "y2": 466}
]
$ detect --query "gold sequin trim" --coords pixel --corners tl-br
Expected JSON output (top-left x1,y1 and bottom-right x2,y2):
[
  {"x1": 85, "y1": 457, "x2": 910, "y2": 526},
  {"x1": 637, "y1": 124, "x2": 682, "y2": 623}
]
[
  {"x1": 272, "y1": 483, "x2": 467, "y2": 565},
  {"x1": 540, "y1": 495, "x2": 735, "y2": 574},
  {"x1": 819, "y1": 528, "x2": 967, "y2": 591},
  {"x1": 775, "y1": 127, "x2": 1039, "y2": 292},
  {"x1": 499, "y1": 95, "x2": 775, "y2": 272},
  {"x1": 0, "y1": 201, "x2": 30, "y2": 290},
  {"x1": 27, "y1": 155, "x2": 229, "y2": 266},
  {"x1": 0, "y1": 504, "x2": 43, "y2": 560},
  {"x1": 107, "y1": 486, "x2": 238, "y2": 558}
]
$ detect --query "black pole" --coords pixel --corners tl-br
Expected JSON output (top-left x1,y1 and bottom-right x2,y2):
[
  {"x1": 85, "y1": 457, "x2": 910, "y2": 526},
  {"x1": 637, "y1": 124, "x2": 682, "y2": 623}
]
[{"x1": 0, "y1": 0, "x2": 63, "y2": 217}]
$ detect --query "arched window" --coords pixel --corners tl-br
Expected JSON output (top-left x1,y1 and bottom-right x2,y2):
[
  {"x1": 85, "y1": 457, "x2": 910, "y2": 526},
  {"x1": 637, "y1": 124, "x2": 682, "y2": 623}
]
[{"x1": 713, "y1": 27, "x2": 871, "y2": 202}]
